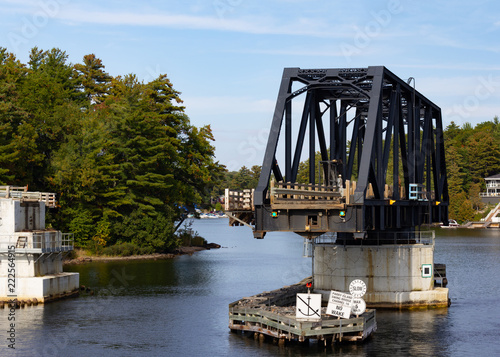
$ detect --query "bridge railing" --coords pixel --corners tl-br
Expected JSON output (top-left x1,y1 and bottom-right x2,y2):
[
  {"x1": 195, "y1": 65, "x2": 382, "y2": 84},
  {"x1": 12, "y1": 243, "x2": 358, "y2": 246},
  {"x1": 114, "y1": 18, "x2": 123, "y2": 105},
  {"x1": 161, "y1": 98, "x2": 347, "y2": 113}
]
[
  {"x1": 311, "y1": 231, "x2": 433, "y2": 246},
  {"x1": 225, "y1": 189, "x2": 254, "y2": 211},
  {"x1": 0, "y1": 232, "x2": 74, "y2": 253},
  {"x1": 270, "y1": 180, "x2": 343, "y2": 203},
  {"x1": 0, "y1": 186, "x2": 56, "y2": 208},
  {"x1": 365, "y1": 230, "x2": 435, "y2": 245},
  {"x1": 479, "y1": 192, "x2": 500, "y2": 197}
]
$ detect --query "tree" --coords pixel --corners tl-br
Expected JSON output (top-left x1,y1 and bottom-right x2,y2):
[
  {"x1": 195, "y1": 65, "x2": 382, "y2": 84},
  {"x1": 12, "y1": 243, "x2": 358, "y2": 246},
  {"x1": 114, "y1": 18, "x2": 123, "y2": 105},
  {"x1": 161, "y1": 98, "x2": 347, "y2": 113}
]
[
  {"x1": 74, "y1": 54, "x2": 112, "y2": 105},
  {"x1": 443, "y1": 118, "x2": 500, "y2": 221},
  {"x1": 0, "y1": 48, "x2": 43, "y2": 185},
  {"x1": 468, "y1": 182, "x2": 484, "y2": 213},
  {"x1": 296, "y1": 151, "x2": 324, "y2": 184},
  {"x1": 18, "y1": 48, "x2": 82, "y2": 189}
]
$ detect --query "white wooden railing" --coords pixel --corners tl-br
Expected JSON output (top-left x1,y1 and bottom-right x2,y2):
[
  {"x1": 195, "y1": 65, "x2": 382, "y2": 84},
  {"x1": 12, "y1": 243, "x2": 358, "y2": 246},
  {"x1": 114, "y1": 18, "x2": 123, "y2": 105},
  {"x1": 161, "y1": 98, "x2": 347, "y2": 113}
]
[
  {"x1": 224, "y1": 188, "x2": 254, "y2": 211},
  {"x1": 0, "y1": 186, "x2": 56, "y2": 208}
]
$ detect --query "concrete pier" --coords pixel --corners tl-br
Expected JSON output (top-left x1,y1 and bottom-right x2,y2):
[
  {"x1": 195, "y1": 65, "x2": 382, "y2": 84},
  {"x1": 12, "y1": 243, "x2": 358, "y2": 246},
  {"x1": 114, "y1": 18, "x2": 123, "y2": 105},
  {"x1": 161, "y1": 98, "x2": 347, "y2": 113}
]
[
  {"x1": 0, "y1": 186, "x2": 79, "y2": 304},
  {"x1": 313, "y1": 233, "x2": 449, "y2": 308}
]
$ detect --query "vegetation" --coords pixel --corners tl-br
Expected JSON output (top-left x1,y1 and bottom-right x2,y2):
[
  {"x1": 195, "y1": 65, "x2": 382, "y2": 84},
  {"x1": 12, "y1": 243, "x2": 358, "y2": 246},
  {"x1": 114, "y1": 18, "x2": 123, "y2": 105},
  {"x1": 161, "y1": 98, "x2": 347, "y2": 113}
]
[
  {"x1": 0, "y1": 47, "x2": 224, "y2": 253},
  {"x1": 208, "y1": 165, "x2": 261, "y2": 198},
  {"x1": 444, "y1": 118, "x2": 500, "y2": 222}
]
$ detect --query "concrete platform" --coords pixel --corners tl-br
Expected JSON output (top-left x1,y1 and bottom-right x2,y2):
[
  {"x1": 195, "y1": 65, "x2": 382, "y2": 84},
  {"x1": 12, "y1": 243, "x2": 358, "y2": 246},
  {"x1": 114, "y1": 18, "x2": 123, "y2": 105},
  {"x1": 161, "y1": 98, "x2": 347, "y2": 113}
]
[{"x1": 0, "y1": 273, "x2": 79, "y2": 303}]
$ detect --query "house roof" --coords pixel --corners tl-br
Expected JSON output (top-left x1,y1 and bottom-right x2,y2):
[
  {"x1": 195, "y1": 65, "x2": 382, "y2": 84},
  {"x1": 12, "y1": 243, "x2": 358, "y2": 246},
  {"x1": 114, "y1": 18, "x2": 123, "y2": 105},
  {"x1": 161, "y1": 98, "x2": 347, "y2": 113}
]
[{"x1": 485, "y1": 174, "x2": 500, "y2": 179}]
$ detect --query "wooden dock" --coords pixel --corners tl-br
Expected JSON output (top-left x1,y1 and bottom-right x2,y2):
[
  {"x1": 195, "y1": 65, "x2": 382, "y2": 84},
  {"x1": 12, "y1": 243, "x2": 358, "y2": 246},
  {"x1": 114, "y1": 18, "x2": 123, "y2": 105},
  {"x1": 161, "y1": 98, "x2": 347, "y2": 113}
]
[
  {"x1": 462, "y1": 202, "x2": 500, "y2": 229},
  {"x1": 229, "y1": 278, "x2": 377, "y2": 346}
]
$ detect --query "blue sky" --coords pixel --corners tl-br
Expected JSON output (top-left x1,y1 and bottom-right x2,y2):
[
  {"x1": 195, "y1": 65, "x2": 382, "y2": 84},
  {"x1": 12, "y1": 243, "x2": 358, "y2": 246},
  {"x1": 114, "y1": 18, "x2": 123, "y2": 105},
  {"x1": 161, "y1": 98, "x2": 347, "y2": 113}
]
[{"x1": 2, "y1": 0, "x2": 500, "y2": 171}]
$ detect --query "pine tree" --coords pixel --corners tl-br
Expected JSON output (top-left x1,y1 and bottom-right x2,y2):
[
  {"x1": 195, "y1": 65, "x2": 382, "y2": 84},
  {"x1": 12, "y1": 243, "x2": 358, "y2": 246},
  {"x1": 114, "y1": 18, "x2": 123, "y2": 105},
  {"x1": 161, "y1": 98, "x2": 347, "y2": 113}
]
[
  {"x1": 74, "y1": 54, "x2": 112, "y2": 105},
  {"x1": 0, "y1": 48, "x2": 42, "y2": 185}
]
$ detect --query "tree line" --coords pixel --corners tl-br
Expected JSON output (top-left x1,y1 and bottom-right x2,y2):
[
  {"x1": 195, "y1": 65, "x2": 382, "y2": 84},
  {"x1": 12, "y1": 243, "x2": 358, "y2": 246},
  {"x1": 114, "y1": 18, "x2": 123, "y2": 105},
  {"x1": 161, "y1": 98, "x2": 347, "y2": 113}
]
[
  {"x1": 444, "y1": 118, "x2": 500, "y2": 222},
  {"x1": 0, "y1": 47, "x2": 224, "y2": 254}
]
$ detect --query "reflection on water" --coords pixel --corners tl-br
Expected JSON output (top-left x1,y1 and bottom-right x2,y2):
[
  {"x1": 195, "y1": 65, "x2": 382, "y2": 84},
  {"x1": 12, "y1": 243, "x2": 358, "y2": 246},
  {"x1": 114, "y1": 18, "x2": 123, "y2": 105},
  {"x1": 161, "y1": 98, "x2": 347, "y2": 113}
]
[{"x1": 1, "y1": 221, "x2": 499, "y2": 356}]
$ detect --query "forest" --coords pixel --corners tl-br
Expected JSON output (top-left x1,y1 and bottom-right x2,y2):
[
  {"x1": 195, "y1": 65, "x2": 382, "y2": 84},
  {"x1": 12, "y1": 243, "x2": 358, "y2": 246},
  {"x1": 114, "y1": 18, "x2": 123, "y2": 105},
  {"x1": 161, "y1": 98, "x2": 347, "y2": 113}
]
[
  {"x1": 444, "y1": 118, "x2": 500, "y2": 222},
  {"x1": 0, "y1": 47, "x2": 224, "y2": 254}
]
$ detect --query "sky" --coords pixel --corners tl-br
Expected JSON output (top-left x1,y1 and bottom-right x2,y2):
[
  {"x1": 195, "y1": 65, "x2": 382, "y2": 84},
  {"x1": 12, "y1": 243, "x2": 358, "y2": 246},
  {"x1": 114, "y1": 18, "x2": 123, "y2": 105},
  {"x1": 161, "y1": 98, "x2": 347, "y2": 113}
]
[{"x1": 1, "y1": 0, "x2": 500, "y2": 171}]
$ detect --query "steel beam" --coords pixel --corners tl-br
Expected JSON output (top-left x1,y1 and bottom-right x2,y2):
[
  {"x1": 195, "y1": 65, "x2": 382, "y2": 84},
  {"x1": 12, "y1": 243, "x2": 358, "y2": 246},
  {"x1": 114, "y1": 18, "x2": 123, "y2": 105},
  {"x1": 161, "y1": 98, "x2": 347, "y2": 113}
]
[{"x1": 253, "y1": 67, "x2": 448, "y2": 238}]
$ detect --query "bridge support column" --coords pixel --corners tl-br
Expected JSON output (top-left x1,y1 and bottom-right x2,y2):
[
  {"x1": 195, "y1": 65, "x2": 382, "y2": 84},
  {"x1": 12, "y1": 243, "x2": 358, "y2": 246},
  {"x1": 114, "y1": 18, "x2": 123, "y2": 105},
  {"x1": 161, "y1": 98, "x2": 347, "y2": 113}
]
[{"x1": 313, "y1": 242, "x2": 449, "y2": 308}]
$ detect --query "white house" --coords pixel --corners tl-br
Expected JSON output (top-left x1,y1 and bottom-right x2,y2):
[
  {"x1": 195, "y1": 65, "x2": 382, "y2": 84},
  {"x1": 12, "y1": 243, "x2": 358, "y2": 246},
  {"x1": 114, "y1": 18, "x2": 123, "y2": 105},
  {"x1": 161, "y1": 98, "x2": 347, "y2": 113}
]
[{"x1": 480, "y1": 174, "x2": 500, "y2": 204}]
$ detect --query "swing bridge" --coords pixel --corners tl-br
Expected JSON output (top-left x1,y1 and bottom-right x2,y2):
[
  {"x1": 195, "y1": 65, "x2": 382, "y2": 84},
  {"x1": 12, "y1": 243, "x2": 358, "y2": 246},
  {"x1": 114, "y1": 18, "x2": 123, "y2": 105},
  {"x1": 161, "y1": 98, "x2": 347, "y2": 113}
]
[
  {"x1": 226, "y1": 67, "x2": 451, "y2": 346},
  {"x1": 225, "y1": 66, "x2": 449, "y2": 241}
]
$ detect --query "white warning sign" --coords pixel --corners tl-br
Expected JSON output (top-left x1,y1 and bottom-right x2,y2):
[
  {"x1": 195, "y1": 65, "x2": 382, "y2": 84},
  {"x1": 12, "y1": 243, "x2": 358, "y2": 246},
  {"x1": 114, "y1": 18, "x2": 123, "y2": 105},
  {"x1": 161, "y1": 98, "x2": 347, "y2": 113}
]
[
  {"x1": 296, "y1": 293, "x2": 322, "y2": 321},
  {"x1": 326, "y1": 290, "x2": 354, "y2": 319},
  {"x1": 328, "y1": 290, "x2": 354, "y2": 307},
  {"x1": 326, "y1": 303, "x2": 352, "y2": 319},
  {"x1": 351, "y1": 298, "x2": 366, "y2": 315},
  {"x1": 349, "y1": 279, "x2": 367, "y2": 297}
]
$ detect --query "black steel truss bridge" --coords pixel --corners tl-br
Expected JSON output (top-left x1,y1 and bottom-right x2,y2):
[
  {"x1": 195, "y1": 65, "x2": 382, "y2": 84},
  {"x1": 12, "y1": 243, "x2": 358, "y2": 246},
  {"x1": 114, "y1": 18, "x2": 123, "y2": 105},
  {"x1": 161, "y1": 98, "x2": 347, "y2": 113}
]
[{"x1": 225, "y1": 66, "x2": 448, "y2": 242}]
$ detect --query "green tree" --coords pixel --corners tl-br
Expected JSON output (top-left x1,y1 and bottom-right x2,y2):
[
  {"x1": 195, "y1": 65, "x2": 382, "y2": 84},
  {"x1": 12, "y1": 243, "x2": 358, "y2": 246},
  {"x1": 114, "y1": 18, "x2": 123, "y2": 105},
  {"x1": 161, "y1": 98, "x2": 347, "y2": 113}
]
[
  {"x1": 74, "y1": 54, "x2": 112, "y2": 105},
  {"x1": 443, "y1": 118, "x2": 500, "y2": 221},
  {"x1": 18, "y1": 48, "x2": 82, "y2": 189},
  {"x1": 0, "y1": 48, "x2": 43, "y2": 185}
]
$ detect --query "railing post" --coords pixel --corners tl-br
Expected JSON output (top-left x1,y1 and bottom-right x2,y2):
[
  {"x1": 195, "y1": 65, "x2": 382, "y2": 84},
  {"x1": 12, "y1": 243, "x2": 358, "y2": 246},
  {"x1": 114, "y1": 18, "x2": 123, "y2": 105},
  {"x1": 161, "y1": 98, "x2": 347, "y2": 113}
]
[
  {"x1": 225, "y1": 188, "x2": 230, "y2": 211},
  {"x1": 270, "y1": 179, "x2": 275, "y2": 205}
]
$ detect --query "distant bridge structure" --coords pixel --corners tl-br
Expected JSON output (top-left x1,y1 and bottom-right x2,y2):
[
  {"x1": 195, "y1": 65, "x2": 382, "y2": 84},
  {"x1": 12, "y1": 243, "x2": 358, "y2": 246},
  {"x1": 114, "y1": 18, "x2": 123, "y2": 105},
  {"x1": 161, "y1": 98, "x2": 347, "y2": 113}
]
[{"x1": 226, "y1": 66, "x2": 449, "y2": 241}]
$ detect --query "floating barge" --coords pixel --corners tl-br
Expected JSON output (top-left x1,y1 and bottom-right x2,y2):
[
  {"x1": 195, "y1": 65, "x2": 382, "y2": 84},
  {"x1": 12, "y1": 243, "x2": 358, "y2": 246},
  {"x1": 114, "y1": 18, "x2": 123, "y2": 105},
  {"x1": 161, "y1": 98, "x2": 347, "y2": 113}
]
[{"x1": 229, "y1": 278, "x2": 376, "y2": 346}]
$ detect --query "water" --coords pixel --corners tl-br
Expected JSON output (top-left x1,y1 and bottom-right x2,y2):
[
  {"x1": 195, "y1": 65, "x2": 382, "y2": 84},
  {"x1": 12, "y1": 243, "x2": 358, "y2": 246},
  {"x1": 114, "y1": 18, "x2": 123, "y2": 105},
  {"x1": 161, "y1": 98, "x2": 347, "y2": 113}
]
[{"x1": 1, "y1": 220, "x2": 499, "y2": 356}]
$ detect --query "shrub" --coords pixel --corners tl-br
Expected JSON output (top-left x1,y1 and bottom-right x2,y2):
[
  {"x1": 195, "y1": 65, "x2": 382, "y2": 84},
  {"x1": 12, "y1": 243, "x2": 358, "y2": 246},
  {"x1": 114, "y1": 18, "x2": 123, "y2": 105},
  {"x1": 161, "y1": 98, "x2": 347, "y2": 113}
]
[{"x1": 102, "y1": 242, "x2": 155, "y2": 257}]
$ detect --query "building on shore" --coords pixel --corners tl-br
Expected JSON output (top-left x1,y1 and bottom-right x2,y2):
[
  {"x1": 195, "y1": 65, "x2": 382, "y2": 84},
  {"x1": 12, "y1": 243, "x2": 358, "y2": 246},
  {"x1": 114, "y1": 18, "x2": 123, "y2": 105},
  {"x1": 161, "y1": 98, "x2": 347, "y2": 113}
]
[
  {"x1": 481, "y1": 174, "x2": 500, "y2": 204},
  {"x1": 0, "y1": 186, "x2": 79, "y2": 305}
]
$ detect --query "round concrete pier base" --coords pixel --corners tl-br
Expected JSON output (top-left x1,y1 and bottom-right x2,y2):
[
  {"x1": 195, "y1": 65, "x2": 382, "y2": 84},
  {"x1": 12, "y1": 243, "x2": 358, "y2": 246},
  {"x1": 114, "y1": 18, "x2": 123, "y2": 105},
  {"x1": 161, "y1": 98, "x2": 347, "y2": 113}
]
[{"x1": 313, "y1": 243, "x2": 449, "y2": 308}]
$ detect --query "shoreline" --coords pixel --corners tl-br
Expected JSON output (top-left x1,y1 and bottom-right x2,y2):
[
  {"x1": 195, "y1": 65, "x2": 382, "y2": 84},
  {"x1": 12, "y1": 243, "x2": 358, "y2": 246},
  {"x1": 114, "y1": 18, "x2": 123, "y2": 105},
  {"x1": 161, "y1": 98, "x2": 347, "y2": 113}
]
[{"x1": 64, "y1": 245, "x2": 220, "y2": 266}]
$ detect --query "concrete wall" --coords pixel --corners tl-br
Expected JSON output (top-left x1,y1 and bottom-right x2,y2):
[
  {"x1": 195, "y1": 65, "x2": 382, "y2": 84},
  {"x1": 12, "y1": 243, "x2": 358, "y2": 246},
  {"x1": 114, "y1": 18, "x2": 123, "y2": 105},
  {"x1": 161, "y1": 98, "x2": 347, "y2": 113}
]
[
  {"x1": 0, "y1": 200, "x2": 45, "y2": 235},
  {"x1": 314, "y1": 243, "x2": 435, "y2": 293},
  {"x1": 0, "y1": 197, "x2": 79, "y2": 304},
  {"x1": 0, "y1": 254, "x2": 63, "y2": 277},
  {"x1": 481, "y1": 197, "x2": 500, "y2": 205},
  {"x1": 0, "y1": 273, "x2": 79, "y2": 302},
  {"x1": 0, "y1": 200, "x2": 16, "y2": 235}
]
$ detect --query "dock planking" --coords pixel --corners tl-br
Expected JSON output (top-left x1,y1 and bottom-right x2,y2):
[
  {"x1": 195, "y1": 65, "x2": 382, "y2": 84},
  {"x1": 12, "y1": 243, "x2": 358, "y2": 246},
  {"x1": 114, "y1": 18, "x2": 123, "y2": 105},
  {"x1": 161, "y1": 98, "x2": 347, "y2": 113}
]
[{"x1": 229, "y1": 278, "x2": 377, "y2": 346}]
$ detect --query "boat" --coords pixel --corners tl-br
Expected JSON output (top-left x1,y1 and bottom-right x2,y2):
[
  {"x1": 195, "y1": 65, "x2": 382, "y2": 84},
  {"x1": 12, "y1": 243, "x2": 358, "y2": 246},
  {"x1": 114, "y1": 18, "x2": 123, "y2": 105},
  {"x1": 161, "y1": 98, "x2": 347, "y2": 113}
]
[
  {"x1": 440, "y1": 219, "x2": 460, "y2": 228},
  {"x1": 199, "y1": 212, "x2": 227, "y2": 219}
]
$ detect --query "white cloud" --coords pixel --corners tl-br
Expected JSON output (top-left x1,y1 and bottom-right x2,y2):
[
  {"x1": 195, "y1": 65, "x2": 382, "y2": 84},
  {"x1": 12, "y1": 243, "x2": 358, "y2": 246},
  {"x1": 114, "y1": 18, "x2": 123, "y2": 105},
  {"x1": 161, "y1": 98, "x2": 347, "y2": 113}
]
[
  {"x1": 234, "y1": 47, "x2": 347, "y2": 57},
  {"x1": 52, "y1": 7, "x2": 352, "y2": 39},
  {"x1": 394, "y1": 63, "x2": 500, "y2": 71}
]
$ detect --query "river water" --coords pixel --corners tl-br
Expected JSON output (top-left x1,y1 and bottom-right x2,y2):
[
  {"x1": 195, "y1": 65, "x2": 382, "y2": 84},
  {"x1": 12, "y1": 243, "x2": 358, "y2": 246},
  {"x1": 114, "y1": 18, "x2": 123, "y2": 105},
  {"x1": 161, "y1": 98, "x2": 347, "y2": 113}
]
[{"x1": 2, "y1": 219, "x2": 500, "y2": 356}]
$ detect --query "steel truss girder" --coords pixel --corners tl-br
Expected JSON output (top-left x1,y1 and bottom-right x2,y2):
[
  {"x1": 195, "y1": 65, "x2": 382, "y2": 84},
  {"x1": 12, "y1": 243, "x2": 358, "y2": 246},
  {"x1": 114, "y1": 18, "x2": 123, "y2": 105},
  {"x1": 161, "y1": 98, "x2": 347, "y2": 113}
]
[{"x1": 254, "y1": 66, "x2": 449, "y2": 238}]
